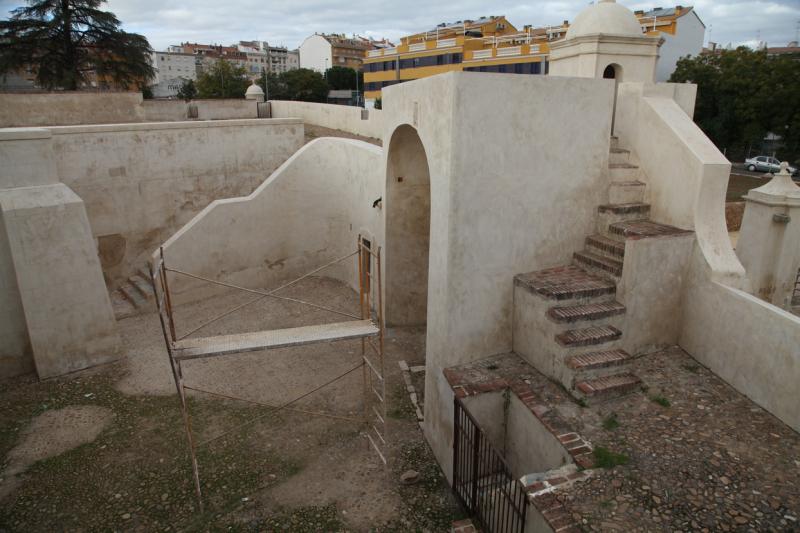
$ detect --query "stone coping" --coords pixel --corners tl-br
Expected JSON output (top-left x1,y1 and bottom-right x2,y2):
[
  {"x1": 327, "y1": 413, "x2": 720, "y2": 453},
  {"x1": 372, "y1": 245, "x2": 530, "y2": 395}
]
[{"x1": 0, "y1": 118, "x2": 302, "y2": 139}]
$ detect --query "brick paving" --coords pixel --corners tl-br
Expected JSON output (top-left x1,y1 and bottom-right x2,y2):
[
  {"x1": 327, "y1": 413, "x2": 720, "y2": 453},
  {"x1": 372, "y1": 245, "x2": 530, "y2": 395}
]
[
  {"x1": 609, "y1": 220, "x2": 693, "y2": 240},
  {"x1": 443, "y1": 347, "x2": 800, "y2": 531}
]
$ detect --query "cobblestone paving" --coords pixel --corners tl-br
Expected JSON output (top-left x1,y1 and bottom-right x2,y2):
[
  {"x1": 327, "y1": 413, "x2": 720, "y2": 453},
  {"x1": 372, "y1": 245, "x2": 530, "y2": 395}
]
[{"x1": 545, "y1": 346, "x2": 800, "y2": 532}]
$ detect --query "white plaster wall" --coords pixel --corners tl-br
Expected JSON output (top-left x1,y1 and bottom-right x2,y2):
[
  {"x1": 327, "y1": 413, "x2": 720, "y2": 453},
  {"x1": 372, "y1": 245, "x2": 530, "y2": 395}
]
[
  {"x1": 270, "y1": 101, "x2": 384, "y2": 139},
  {"x1": 141, "y1": 100, "x2": 190, "y2": 122},
  {"x1": 193, "y1": 100, "x2": 259, "y2": 120},
  {"x1": 615, "y1": 80, "x2": 800, "y2": 433},
  {"x1": 0, "y1": 209, "x2": 32, "y2": 377},
  {"x1": 655, "y1": 12, "x2": 705, "y2": 82},
  {"x1": 299, "y1": 35, "x2": 332, "y2": 72},
  {"x1": 0, "y1": 184, "x2": 119, "y2": 378},
  {"x1": 41, "y1": 119, "x2": 303, "y2": 285},
  {"x1": 379, "y1": 72, "x2": 614, "y2": 480},
  {"x1": 0, "y1": 92, "x2": 146, "y2": 127},
  {"x1": 0, "y1": 129, "x2": 58, "y2": 189},
  {"x1": 159, "y1": 137, "x2": 384, "y2": 304}
]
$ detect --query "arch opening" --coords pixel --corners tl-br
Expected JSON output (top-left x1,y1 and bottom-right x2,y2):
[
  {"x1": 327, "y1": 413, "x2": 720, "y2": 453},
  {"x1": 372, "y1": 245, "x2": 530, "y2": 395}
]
[
  {"x1": 385, "y1": 125, "x2": 431, "y2": 327},
  {"x1": 603, "y1": 63, "x2": 623, "y2": 81}
]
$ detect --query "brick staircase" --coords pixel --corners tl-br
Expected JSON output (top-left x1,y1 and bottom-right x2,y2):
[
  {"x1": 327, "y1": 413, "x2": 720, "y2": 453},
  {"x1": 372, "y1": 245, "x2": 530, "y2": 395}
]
[
  {"x1": 513, "y1": 137, "x2": 688, "y2": 402},
  {"x1": 110, "y1": 266, "x2": 155, "y2": 320}
]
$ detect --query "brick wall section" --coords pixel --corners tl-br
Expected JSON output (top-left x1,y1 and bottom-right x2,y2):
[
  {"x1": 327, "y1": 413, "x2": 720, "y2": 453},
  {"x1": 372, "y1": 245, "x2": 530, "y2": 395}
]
[
  {"x1": 451, "y1": 518, "x2": 478, "y2": 532},
  {"x1": 725, "y1": 202, "x2": 745, "y2": 231},
  {"x1": 443, "y1": 353, "x2": 596, "y2": 532}
]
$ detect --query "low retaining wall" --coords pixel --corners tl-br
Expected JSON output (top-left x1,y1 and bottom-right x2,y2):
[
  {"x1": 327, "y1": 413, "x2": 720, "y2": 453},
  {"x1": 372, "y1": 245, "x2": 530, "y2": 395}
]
[
  {"x1": 0, "y1": 92, "x2": 145, "y2": 127},
  {"x1": 0, "y1": 92, "x2": 262, "y2": 127},
  {"x1": 269, "y1": 101, "x2": 384, "y2": 139},
  {"x1": 160, "y1": 137, "x2": 384, "y2": 304}
]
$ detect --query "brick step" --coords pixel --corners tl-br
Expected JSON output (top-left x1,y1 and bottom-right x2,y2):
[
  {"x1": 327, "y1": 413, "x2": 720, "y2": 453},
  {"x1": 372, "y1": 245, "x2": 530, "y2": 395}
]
[
  {"x1": 575, "y1": 373, "x2": 641, "y2": 399},
  {"x1": 555, "y1": 325, "x2": 621, "y2": 347},
  {"x1": 609, "y1": 148, "x2": 631, "y2": 165},
  {"x1": 515, "y1": 265, "x2": 616, "y2": 302},
  {"x1": 598, "y1": 202, "x2": 651, "y2": 215},
  {"x1": 130, "y1": 274, "x2": 154, "y2": 299},
  {"x1": 573, "y1": 250, "x2": 623, "y2": 277},
  {"x1": 609, "y1": 219, "x2": 693, "y2": 239},
  {"x1": 548, "y1": 301, "x2": 625, "y2": 324},
  {"x1": 586, "y1": 234, "x2": 625, "y2": 259},
  {"x1": 566, "y1": 348, "x2": 631, "y2": 371}
]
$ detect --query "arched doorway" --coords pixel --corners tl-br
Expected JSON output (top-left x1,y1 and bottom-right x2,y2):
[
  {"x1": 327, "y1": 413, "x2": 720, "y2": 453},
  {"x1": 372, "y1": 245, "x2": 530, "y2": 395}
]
[{"x1": 385, "y1": 125, "x2": 431, "y2": 327}]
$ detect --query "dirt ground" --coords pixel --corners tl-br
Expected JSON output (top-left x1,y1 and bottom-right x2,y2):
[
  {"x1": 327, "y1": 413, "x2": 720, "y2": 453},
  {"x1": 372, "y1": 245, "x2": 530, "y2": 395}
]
[{"x1": 0, "y1": 276, "x2": 463, "y2": 532}]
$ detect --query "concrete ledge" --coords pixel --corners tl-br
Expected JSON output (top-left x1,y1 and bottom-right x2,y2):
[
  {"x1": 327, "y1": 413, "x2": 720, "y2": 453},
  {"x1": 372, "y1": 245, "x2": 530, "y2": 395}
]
[
  {"x1": 0, "y1": 128, "x2": 52, "y2": 141},
  {"x1": 45, "y1": 118, "x2": 302, "y2": 135}
]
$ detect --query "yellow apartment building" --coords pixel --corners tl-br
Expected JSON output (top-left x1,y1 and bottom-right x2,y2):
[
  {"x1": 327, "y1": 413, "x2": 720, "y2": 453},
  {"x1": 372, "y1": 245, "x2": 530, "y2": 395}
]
[
  {"x1": 363, "y1": 6, "x2": 704, "y2": 101},
  {"x1": 363, "y1": 16, "x2": 564, "y2": 103}
]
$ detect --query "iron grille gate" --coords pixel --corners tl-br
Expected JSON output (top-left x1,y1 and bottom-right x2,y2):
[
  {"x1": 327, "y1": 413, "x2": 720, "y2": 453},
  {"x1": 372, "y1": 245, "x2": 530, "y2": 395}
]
[{"x1": 453, "y1": 397, "x2": 528, "y2": 533}]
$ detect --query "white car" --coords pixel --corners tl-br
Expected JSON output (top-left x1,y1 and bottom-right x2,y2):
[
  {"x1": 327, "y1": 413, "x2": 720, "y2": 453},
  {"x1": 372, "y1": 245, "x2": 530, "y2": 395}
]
[{"x1": 745, "y1": 155, "x2": 797, "y2": 175}]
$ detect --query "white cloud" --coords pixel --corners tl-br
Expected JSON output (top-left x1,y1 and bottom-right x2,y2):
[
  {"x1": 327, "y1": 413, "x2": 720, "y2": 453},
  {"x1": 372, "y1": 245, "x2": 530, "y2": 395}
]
[{"x1": 1, "y1": 0, "x2": 798, "y2": 51}]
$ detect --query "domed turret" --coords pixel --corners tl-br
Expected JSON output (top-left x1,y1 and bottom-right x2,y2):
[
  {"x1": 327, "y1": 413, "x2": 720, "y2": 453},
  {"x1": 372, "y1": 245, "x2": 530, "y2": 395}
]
[
  {"x1": 565, "y1": 0, "x2": 643, "y2": 39},
  {"x1": 245, "y1": 81, "x2": 265, "y2": 102}
]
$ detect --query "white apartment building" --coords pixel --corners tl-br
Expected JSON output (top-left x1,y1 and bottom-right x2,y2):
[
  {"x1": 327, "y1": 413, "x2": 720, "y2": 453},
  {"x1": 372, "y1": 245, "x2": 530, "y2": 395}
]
[{"x1": 150, "y1": 51, "x2": 197, "y2": 98}]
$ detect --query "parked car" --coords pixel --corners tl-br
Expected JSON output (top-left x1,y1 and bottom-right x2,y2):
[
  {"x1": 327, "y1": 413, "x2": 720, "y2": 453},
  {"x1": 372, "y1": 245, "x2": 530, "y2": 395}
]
[{"x1": 745, "y1": 155, "x2": 798, "y2": 175}]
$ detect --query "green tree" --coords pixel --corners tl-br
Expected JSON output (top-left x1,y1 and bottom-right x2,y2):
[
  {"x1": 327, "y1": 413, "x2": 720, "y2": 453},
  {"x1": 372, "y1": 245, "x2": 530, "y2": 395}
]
[
  {"x1": 281, "y1": 68, "x2": 329, "y2": 102},
  {"x1": 195, "y1": 59, "x2": 249, "y2": 99},
  {"x1": 0, "y1": 0, "x2": 154, "y2": 90},
  {"x1": 324, "y1": 66, "x2": 362, "y2": 90},
  {"x1": 176, "y1": 78, "x2": 197, "y2": 101},
  {"x1": 373, "y1": 97, "x2": 382, "y2": 110},
  {"x1": 670, "y1": 47, "x2": 800, "y2": 162}
]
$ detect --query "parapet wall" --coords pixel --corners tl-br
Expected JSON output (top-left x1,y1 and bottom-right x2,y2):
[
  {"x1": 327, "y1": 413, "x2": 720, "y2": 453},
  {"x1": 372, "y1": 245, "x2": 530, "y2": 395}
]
[
  {"x1": 0, "y1": 92, "x2": 262, "y2": 127},
  {"x1": 269, "y1": 101, "x2": 384, "y2": 139},
  {"x1": 0, "y1": 92, "x2": 146, "y2": 127}
]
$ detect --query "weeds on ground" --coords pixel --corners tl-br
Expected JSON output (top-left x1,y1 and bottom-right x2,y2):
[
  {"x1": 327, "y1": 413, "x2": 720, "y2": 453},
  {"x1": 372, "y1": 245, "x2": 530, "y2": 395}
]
[
  {"x1": 592, "y1": 446, "x2": 630, "y2": 469},
  {"x1": 602, "y1": 412, "x2": 620, "y2": 430},
  {"x1": 650, "y1": 395, "x2": 671, "y2": 407}
]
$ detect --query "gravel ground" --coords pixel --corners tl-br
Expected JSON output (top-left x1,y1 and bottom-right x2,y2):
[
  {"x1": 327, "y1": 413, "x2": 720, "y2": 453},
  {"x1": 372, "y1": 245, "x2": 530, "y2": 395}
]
[{"x1": 0, "y1": 276, "x2": 462, "y2": 532}]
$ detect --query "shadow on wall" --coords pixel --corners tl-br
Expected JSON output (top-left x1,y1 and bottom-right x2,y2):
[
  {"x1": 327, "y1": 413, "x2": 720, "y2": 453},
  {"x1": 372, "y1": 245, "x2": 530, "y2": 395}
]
[{"x1": 385, "y1": 124, "x2": 431, "y2": 327}]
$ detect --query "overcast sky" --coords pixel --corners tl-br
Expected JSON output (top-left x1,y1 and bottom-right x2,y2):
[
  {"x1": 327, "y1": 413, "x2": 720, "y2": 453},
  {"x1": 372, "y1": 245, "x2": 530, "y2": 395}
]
[{"x1": 2, "y1": 0, "x2": 799, "y2": 52}]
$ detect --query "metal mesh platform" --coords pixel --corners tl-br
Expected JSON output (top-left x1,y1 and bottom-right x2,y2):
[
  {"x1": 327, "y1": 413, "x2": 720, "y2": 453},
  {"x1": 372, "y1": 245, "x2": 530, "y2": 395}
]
[{"x1": 172, "y1": 319, "x2": 379, "y2": 361}]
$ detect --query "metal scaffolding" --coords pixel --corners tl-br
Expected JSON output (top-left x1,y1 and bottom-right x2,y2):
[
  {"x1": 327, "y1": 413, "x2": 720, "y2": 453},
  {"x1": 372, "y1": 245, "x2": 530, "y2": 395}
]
[{"x1": 150, "y1": 236, "x2": 387, "y2": 509}]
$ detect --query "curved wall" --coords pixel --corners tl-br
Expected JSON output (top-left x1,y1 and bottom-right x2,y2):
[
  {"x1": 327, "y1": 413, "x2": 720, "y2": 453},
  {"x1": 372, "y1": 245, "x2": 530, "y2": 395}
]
[{"x1": 160, "y1": 137, "x2": 384, "y2": 304}]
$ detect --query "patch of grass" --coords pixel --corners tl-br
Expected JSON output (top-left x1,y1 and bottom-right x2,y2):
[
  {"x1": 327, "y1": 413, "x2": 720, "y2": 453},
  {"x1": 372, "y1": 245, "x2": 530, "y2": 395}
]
[
  {"x1": 650, "y1": 394, "x2": 671, "y2": 407},
  {"x1": 592, "y1": 446, "x2": 630, "y2": 469},
  {"x1": 576, "y1": 398, "x2": 588, "y2": 408},
  {"x1": 387, "y1": 382, "x2": 415, "y2": 420},
  {"x1": 602, "y1": 412, "x2": 620, "y2": 431},
  {"x1": 599, "y1": 499, "x2": 614, "y2": 509},
  {"x1": 0, "y1": 367, "x2": 302, "y2": 532}
]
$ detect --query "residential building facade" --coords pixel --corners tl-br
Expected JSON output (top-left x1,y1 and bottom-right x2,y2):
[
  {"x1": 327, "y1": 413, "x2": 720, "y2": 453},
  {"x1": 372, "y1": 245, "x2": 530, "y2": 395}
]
[
  {"x1": 150, "y1": 50, "x2": 197, "y2": 98},
  {"x1": 363, "y1": 16, "x2": 558, "y2": 104},
  {"x1": 637, "y1": 6, "x2": 705, "y2": 81},
  {"x1": 299, "y1": 33, "x2": 392, "y2": 73}
]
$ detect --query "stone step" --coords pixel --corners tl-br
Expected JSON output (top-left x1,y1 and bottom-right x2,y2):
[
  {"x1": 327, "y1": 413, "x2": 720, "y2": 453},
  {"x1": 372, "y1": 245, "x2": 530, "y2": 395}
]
[
  {"x1": 609, "y1": 148, "x2": 631, "y2": 166},
  {"x1": 586, "y1": 234, "x2": 625, "y2": 260},
  {"x1": 111, "y1": 290, "x2": 137, "y2": 320},
  {"x1": 608, "y1": 180, "x2": 645, "y2": 204},
  {"x1": 609, "y1": 219, "x2": 692, "y2": 240},
  {"x1": 610, "y1": 135, "x2": 620, "y2": 150},
  {"x1": 548, "y1": 301, "x2": 625, "y2": 324},
  {"x1": 575, "y1": 373, "x2": 641, "y2": 399},
  {"x1": 573, "y1": 250, "x2": 623, "y2": 277},
  {"x1": 566, "y1": 348, "x2": 631, "y2": 371},
  {"x1": 130, "y1": 274, "x2": 154, "y2": 299},
  {"x1": 609, "y1": 163, "x2": 640, "y2": 182},
  {"x1": 515, "y1": 265, "x2": 616, "y2": 302},
  {"x1": 555, "y1": 325, "x2": 621, "y2": 347},
  {"x1": 120, "y1": 283, "x2": 148, "y2": 309}
]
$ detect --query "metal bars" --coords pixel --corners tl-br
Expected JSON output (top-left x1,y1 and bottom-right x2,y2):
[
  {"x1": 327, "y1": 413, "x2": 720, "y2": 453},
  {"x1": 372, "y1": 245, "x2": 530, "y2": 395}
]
[
  {"x1": 150, "y1": 237, "x2": 387, "y2": 509},
  {"x1": 453, "y1": 397, "x2": 528, "y2": 533}
]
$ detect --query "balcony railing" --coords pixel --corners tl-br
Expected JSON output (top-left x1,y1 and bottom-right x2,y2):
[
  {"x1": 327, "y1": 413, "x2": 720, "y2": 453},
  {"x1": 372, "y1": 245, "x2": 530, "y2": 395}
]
[
  {"x1": 409, "y1": 43, "x2": 427, "y2": 52},
  {"x1": 496, "y1": 46, "x2": 521, "y2": 57},
  {"x1": 437, "y1": 38, "x2": 457, "y2": 48}
]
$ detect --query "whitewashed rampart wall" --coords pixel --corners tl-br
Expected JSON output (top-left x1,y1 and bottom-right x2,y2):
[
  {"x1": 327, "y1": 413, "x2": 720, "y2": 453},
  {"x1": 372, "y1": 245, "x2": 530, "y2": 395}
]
[{"x1": 269, "y1": 100, "x2": 384, "y2": 139}]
